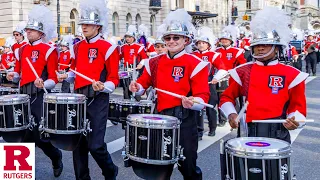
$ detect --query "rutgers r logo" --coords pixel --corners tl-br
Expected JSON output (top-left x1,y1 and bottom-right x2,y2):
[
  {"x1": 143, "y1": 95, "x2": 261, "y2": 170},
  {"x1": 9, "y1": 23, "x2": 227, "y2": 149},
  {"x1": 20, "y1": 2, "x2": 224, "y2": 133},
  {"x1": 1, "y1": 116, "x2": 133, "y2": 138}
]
[
  {"x1": 269, "y1": 76, "x2": 285, "y2": 94},
  {"x1": 172, "y1": 66, "x2": 185, "y2": 82},
  {"x1": 202, "y1": 56, "x2": 209, "y2": 62},
  {"x1": 0, "y1": 143, "x2": 35, "y2": 180},
  {"x1": 30, "y1": 51, "x2": 39, "y2": 63},
  {"x1": 88, "y1": 48, "x2": 98, "y2": 63}
]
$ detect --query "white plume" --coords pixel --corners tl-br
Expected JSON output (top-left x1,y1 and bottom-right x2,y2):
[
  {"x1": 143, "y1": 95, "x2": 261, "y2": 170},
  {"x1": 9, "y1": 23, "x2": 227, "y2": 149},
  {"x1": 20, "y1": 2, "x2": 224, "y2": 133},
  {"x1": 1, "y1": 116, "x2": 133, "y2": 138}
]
[
  {"x1": 28, "y1": 5, "x2": 56, "y2": 43},
  {"x1": 156, "y1": 24, "x2": 167, "y2": 39},
  {"x1": 138, "y1": 24, "x2": 149, "y2": 37},
  {"x1": 79, "y1": 0, "x2": 109, "y2": 34},
  {"x1": 250, "y1": 7, "x2": 292, "y2": 46},
  {"x1": 196, "y1": 26, "x2": 216, "y2": 47},
  {"x1": 292, "y1": 28, "x2": 304, "y2": 41},
  {"x1": 4, "y1": 36, "x2": 15, "y2": 48},
  {"x1": 76, "y1": 26, "x2": 83, "y2": 36},
  {"x1": 222, "y1": 25, "x2": 240, "y2": 43},
  {"x1": 14, "y1": 21, "x2": 26, "y2": 35},
  {"x1": 127, "y1": 25, "x2": 137, "y2": 34}
]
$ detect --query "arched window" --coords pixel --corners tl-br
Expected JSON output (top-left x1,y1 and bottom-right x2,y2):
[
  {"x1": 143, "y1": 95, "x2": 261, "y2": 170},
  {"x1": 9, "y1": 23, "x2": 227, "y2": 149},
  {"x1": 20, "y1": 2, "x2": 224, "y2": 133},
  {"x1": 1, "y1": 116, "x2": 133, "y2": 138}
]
[
  {"x1": 150, "y1": 15, "x2": 156, "y2": 37},
  {"x1": 136, "y1": 14, "x2": 142, "y2": 28},
  {"x1": 70, "y1": 9, "x2": 78, "y2": 35},
  {"x1": 126, "y1": 13, "x2": 132, "y2": 31},
  {"x1": 112, "y1": 12, "x2": 119, "y2": 36}
]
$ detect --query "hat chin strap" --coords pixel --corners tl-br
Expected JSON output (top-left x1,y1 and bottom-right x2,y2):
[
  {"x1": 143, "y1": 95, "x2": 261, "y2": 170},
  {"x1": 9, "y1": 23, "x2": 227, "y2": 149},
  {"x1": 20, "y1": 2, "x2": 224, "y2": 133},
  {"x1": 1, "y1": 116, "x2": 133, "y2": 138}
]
[{"x1": 251, "y1": 45, "x2": 275, "y2": 59}]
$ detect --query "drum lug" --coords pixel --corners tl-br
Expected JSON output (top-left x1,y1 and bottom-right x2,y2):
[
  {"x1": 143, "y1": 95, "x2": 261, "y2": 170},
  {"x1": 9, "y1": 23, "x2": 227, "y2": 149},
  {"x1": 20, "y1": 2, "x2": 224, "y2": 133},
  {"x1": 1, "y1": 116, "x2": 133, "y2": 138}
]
[
  {"x1": 177, "y1": 146, "x2": 186, "y2": 162},
  {"x1": 29, "y1": 115, "x2": 36, "y2": 131},
  {"x1": 83, "y1": 119, "x2": 92, "y2": 136}
]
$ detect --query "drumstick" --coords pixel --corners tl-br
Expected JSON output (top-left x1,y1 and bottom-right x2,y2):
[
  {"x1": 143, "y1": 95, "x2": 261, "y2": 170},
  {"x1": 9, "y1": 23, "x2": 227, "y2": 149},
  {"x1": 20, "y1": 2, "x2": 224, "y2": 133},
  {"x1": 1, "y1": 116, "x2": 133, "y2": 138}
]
[
  {"x1": 154, "y1": 88, "x2": 214, "y2": 108},
  {"x1": 231, "y1": 101, "x2": 249, "y2": 131},
  {"x1": 208, "y1": 73, "x2": 230, "y2": 84},
  {"x1": 58, "y1": 63, "x2": 71, "y2": 67},
  {"x1": 69, "y1": 68, "x2": 112, "y2": 92},
  {"x1": 132, "y1": 56, "x2": 137, "y2": 98},
  {"x1": 26, "y1": 57, "x2": 48, "y2": 94},
  {"x1": 252, "y1": 119, "x2": 314, "y2": 123}
]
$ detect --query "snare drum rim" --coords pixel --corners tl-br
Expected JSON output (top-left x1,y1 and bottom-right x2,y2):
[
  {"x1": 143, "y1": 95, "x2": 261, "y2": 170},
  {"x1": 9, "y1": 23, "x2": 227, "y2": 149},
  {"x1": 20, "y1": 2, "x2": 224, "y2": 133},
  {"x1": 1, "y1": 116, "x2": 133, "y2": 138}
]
[
  {"x1": 126, "y1": 154, "x2": 178, "y2": 165},
  {"x1": 43, "y1": 93, "x2": 87, "y2": 104},
  {"x1": 127, "y1": 114, "x2": 180, "y2": 128},
  {"x1": 0, "y1": 94, "x2": 30, "y2": 105}
]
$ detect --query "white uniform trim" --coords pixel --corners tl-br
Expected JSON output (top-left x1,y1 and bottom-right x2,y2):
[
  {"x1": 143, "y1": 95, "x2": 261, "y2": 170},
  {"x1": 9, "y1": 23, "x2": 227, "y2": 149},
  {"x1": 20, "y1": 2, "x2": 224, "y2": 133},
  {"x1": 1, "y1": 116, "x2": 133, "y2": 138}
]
[
  {"x1": 235, "y1": 48, "x2": 244, "y2": 58},
  {"x1": 147, "y1": 43, "x2": 152, "y2": 49},
  {"x1": 190, "y1": 97, "x2": 205, "y2": 111},
  {"x1": 211, "y1": 52, "x2": 221, "y2": 63},
  {"x1": 220, "y1": 102, "x2": 237, "y2": 119},
  {"x1": 190, "y1": 61, "x2": 209, "y2": 79},
  {"x1": 14, "y1": 48, "x2": 20, "y2": 61},
  {"x1": 138, "y1": 46, "x2": 144, "y2": 54},
  {"x1": 105, "y1": 44, "x2": 117, "y2": 60},
  {"x1": 214, "y1": 69, "x2": 228, "y2": 80},
  {"x1": 287, "y1": 110, "x2": 306, "y2": 127},
  {"x1": 101, "y1": 81, "x2": 115, "y2": 93},
  {"x1": 228, "y1": 69, "x2": 242, "y2": 86},
  {"x1": 45, "y1": 46, "x2": 56, "y2": 61},
  {"x1": 144, "y1": 59, "x2": 151, "y2": 75},
  {"x1": 288, "y1": 72, "x2": 309, "y2": 89}
]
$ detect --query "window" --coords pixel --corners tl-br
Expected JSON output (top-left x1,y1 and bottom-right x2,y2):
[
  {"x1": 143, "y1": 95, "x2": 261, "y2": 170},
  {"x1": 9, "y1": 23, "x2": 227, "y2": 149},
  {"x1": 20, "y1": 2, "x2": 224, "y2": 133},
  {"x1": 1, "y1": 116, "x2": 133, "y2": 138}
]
[
  {"x1": 112, "y1": 12, "x2": 119, "y2": 36},
  {"x1": 150, "y1": 15, "x2": 156, "y2": 37},
  {"x1": 246, "y1": 0, "x2": 251, "y2": 10},
  {"x1": 136, "y1": 14, "x2": 142, "y2": 27},
  {"x1": 126, "y1": 13, "x2": 132, "y2": 31},
  {"x1": 70, "y1": 9, "x2": 78, "y2": 35}
]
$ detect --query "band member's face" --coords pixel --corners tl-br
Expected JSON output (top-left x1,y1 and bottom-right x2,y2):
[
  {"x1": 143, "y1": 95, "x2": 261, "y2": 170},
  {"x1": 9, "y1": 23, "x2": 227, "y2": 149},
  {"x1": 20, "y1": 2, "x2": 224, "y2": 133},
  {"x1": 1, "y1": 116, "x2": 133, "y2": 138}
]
[
  {"x1": 61, "y1": 46, "x2": 68, "y2": 51},
  {"x1": 240, "y1": 34, "x2": 245, "y2": 39},
  {"x1": 307, "y1": 36, "x2": 314, "y2": 41},
  {"x1": 13, "y1": 32, "x2": 24, "y2": 42},
  {"x1": 3, "y1": 47, "x2": 10, "y2": 53},
  {"x1": 82, "y1": 24, "x2": 100, "y2": 39},
  {"x1": 196, "y1": 41, "x2": 209, "y2": 52},
  {"x1": 125, "y1": 36, "x2": 135, "y2": 44},
  {"x1": 155, "y1": 43, "x2": 167, "y2": 54},
  {"x1": 25, "y1": 28, "x2": 43, "y2": 42},
  {"x1": 220, "y1": 38, "x2": 232, "y2": 47},
  {"x1": 253, "y1": 44, "x2": 277, "y2": 61},
  {"x1": 163, "y1": 35, "x2": 188, "y2": 54}
]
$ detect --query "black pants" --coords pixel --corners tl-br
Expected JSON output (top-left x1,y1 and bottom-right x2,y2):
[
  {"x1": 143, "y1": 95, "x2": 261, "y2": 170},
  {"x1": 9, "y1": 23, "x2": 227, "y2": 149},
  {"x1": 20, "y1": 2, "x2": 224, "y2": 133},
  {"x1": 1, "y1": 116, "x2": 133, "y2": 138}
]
[
  {"x1": 160, "y1": 107, "x2": 202, "y2": 180},
  {"x1": 305, "y1": 52, "x2": 317, "y2": 75},
  {"x1": 23, "y1": 91, "x2": 61, "y2": 165},
  {"x1": 61, "y1": 80, "x2": 71, "y2": 93},
  {"x1": 73, "y1": 93, "x2": 117, "y2": 180},
  {"x1": 217, "y1": 92, "x2": 227, "y2": 123}
]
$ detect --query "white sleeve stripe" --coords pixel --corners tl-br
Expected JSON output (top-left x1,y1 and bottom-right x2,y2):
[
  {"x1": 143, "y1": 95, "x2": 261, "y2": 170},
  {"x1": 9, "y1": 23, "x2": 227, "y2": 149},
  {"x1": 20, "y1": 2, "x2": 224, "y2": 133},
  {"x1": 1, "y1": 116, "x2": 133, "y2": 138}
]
[
  {"x1": 235, "y1": 49, "x2": 244, "y2": 58},
  {"x1": 211, "y1": 53, "x2": 220, "y2": 63},
  {"x1": 105, "y1": 44, "x2": 117, "y2": 61},
  {"x1": 14, "y1": 48, "x2": 20, "y2": 61},
  {"x1": 45, "y1": 47, "x2": 56, "y2": 61},
  {"x1": 144, "y1": 59, "x2": 151, "y2": 76},
  {"x1": 228, "y1": 69, "x2": 242, "y2": 86},
  {"x1": 147, "y1": 43, "x2": 152, "y2": 49},
  {"x1": 190, "y1": 61, "x2": 209, "y2": 78},
  {"x1": 288, "y1": 72, "x2": 309, "y2": 89},
  {"x1": 138, "y1": 46, "x2": 144, "y2": 54},
  {"x1": 219, "y1": 102, "x2": 237, "y2": 118}
]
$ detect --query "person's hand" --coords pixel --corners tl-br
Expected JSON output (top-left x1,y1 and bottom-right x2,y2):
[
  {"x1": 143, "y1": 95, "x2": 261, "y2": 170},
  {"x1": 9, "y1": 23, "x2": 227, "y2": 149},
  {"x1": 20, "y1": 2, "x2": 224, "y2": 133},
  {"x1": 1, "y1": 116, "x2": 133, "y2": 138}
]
[
  {"x1": 283, "y1": 116, "x2": 299, "y2": 130},
  {"x1": 228, "y1": 113, "x2": 239, "y2": 129},
  {"x1": 136, "y1": 64, "x2": 143, "y2": 70},
  {"x1": 57, "y1": 73, "x2": 68, "y2": 82},
  {"x1": 211, "y1": 78, "x2": 218, "y2": 84},
  {"x1": 129, "y1": 81, "x2": 140, "y2": 92},
  {"x1": 181, "y1": 96, "x2": 194, "y2": 109},
  {"x1": 34, "y1": 78, "x2": 44, "y2": 89},
  {"x1": 6, "y1": 72, "x2": 15, "y2": 81},
  {"x1": 92, "y1": 80, "x2": 105, "y2": 91}
]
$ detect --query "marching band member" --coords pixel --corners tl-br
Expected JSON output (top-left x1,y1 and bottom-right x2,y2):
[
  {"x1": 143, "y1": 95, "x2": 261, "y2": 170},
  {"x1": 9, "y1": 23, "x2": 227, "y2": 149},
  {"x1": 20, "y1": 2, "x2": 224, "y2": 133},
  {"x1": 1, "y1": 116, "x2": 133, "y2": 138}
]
[
  {"x1": 59, "y1": 0, "x2": 119, "y2": 179},
  {"x1": 1, "y1": 37, "x2": 15, "y2": 71},
  {"x1": 237, "y1": 30, "x2": 252, "y2": 61},
  {"x1": 219, "y1": 7, "x2": 308, "y2": 144},
  {"x1": 153, "y1": 37, "x2": 167, "y2": 55},
  {"x1": 74, "y1": 26, "x2": 84, "y2": 44},
  {"x1": 304, "y1": 32, "x2": 318, "y2": 76},
  {"x1": 192, "y1": 26, "x2": 228, "y2": 137},
  {"x1": 58, "y1": 35, "x2": 74, "y2": 93},
  {"x1": 130, "y1": 9, "x2": 209, "y2": 179},
  {"x1": 12, "y1": 22, "x2": 27, "y2": 53},
  {"x1": 6, "y1": 5, "x2": 63, "y2": 177},
  {"x1": 138, "y1": 24, "x2": 156, "y2": 57}
]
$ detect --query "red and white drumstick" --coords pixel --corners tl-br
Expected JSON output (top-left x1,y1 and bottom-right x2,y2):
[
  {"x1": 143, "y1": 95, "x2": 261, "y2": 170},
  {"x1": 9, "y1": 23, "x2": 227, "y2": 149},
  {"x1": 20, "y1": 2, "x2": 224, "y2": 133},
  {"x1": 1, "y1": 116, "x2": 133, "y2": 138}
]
[
  {"x1": 230, "y1": 101, "x2": 249, "y2": 131},
  {"x1": 58, "y1": 63, "x2": 71, "y2": 67},
  {"x1": 26, "y1": 57, "x2": 48, "y2": 94},
  {"x1": 252, "y1": 119, "x2": 314, "y2": 123},
  {"x1": 154, "y1": 87, "x2": 214, "y2": 108},
  {"x1": 132, "y1": 56, "x2": 137, "y2": 97},
  {"x1": 69, "y1": 68, "x2": 112, "y2": 92}
]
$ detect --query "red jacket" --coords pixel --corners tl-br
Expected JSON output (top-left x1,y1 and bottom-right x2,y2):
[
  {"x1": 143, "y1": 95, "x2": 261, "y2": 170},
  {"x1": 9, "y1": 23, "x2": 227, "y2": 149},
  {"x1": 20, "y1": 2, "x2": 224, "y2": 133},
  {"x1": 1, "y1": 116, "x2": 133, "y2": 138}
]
[
  {"x1": 219, "y1": 60, "x2": 308, "y2": 122},
  {"x1": 137, "y1": 50, "x2": 210, "y2": 112},
  {"x1": 237, "y1": 37, "x2": 251, "y2": 50},
  {"x1": 304, "y1": 41, "x2": 318, "y2": 53},
  {"x1": 146, "y1": 42, "x2": 156, "y2": 53},
  {"x1": 216, "y1": 46, "x2": 247, "y2": 70},
  {"x1": 71, "y1": 35, "x2": 119, "y2": 90},
  {"x1": 120, "y1": 43, "x2": 148, "y2": 65},
  {"x1": 12, "y1": 41, "x2": 27, "y2": 54},
  {"x1": 14, "y1": 39, "x2": 58, "y2": 87},
  {"x1": 58, "y1": 50, "x2": 73, "y2": 71},
  {"x1": 192, "y1": 50, "x2": 227, "y2": 76},
  {"x1": 1, "y1": 52, "x2": 15, "y2": 69}
]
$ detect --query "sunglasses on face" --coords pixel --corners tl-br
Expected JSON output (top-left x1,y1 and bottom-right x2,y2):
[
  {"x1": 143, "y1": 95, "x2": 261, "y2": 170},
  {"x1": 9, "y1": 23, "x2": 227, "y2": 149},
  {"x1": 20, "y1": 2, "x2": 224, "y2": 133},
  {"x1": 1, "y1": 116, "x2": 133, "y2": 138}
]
[
  {"x1": 163, "y1": 36, "x2": 182, "y2": 42},
  {"x1": 13, "y1": 33, "x2": 21, "y2": 37}
]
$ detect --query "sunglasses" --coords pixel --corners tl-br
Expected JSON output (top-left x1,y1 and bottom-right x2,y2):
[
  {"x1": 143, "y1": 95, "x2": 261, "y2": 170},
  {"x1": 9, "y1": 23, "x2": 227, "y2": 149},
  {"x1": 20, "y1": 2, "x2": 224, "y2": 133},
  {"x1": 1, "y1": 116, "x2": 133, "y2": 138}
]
[
  {"x1": 13, "y1": 33, "x2": 21, "y2": 36},
  {"x1": 163, "y1": 36, "x2": 182, "y2": 42}
]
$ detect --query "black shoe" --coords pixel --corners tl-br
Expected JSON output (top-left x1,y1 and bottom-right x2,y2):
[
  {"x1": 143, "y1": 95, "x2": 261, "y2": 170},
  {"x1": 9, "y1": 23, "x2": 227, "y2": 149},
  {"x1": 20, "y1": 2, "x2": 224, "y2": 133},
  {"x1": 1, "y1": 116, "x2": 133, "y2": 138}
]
[
  {"x1": 198, "y1": 136, "x2": 202, "y2": 141},
  {"x1": 52, "y1": 151, "x2": 63, "y2": 177},
  {"x1": 111, "y1": 120, "x2": 118, "y2": 125},
  {"x1": 218, "y1": 121, "x2": 226, "y2": 127},
  {"x1": 208, "y1": 131, "x2": 215, "y2": 136}
]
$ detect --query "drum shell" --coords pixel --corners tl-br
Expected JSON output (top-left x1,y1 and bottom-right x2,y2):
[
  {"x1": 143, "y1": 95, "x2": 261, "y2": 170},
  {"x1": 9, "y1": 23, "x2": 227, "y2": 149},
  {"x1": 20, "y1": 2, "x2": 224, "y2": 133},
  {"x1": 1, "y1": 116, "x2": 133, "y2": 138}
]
[
  {"x1": 118, "y1": 102, "x2": 139, "y2": 119},
  {"x1": 216, "y1": 79, "x2": 229, "y2": 92},
  {"x1": 108, "y1": 99, "x2": 119, "y2": 120},
  {"x1": 0, "y1": 87, "x2": 19, "y2": 96},
  {"x1": 0, "y1": 101, "x2": 30, "y2": 131}
]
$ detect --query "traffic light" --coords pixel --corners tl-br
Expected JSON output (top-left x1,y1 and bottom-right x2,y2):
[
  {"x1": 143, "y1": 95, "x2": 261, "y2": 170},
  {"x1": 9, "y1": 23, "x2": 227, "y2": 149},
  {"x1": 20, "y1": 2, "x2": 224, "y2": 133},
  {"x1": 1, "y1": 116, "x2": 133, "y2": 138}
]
[{"x1": 243, "y1": 15, "x2": 248, "y2": 21}]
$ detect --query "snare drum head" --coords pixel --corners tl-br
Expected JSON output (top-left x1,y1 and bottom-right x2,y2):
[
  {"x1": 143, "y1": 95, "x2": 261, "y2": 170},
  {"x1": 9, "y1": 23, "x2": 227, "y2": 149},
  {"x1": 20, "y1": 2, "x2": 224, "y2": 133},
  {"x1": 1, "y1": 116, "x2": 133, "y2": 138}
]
[
  {"x1": 118, "y1": 99, "x2": 139, "y2": 105},
  {"x1": 0, "y1": 94, "x2": 29, "y2": 104},
  {"x1": 139, "y1": 100, "x2": 153, "y2": 106},
  {"x1": 226, "y1": 137, "x2": 291, "y2": 155},
  {"x1": 119, "y1": 71, "x2": 130, "y2": 78},
  {"x1": 127, "y1": 114, "x2": 179, "y2": 127},
  {"x1": 44, "y1": 93, "x2": 86, "y2": 103}
]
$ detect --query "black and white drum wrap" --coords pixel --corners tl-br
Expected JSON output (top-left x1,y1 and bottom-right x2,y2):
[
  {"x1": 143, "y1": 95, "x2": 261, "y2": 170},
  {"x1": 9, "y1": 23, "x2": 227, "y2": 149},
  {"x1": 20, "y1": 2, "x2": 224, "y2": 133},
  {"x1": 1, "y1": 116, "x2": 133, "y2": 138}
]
[
  {"x1": 216, "y1": 77, "x2": 229, "y2": 93},
  {"x1": 124, "y1": 114, "x2": 184, "y2": 165},
  {"x1": 224, "y1": 137, "x2": 292, "y2": 180},
  {"x1": 0, "y1": 87, "x2": 19, "y2": 96},
  {"x1": 108, "y1": 98, "x2": 119, "y2": 120},
  {"x1": 0, "y1": 94, "x2": 31, "y2": 132},
  {"x1": 118, "y1": 100, "x2": 139, "y2": 120},
  {"x1": 41, "y1": 93, "x2": 88, "y2": 134},
  {"x1": 138, "y1": 100, "x2": 153, "y2": 114}
]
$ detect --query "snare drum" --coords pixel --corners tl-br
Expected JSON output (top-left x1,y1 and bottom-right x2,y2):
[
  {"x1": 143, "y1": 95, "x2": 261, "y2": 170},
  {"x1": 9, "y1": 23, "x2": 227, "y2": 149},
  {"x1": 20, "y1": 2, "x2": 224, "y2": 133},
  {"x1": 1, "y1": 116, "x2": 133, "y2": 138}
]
[
  {"x1": 224, "y1": 137, "x2": 292, "y2": 180},
  {"x1": 0, "y1": 94, "x2": 31, "y2": 132},
  {"x1": 0, "y1": 87, "x2": 19, "y2": 96},
  {"x1": 138, "y1": 100, "x2": 153, "y2": 114},
  {"x1": 42, "y1": 93, "x2": 87, "y2": 134},
  {"x1": 118, "y1": 100, "x2": 139, "y2": 120},
  {"x1": 216, "y1": 78, "x2": 229, "y2": 93},
  {"x1": 119, "y1": 71, "x2": 131, "y2": 79},
  {"x1": 108, "y1": 98, "x2": 119, "y2": 120},
  {"x1": 124, "y1": 114, "x2": 183, "y2": 165}
]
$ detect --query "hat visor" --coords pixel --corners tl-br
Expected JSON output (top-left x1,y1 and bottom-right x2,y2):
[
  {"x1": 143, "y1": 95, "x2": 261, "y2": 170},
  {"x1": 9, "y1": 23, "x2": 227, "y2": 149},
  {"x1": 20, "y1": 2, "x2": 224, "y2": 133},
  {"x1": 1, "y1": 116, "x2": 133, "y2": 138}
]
[
  {"x1": 250, "y1": 41, "x2": 286, "y2": 48},
  {"x1": 24, "y1": 26, "x2": 45, "y2": 34},
  {"x1": 78, "y1": 20, "x2": 102, "y2": 26}
]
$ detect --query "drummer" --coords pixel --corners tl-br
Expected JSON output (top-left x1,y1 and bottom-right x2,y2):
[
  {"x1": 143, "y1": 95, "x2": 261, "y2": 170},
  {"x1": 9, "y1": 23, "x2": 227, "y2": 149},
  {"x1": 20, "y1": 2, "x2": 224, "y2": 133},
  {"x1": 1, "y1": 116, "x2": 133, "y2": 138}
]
[
  {"x1": 129, "y1": 9, "x2": 209, "y2": 179},
  {"x1": 58, "y1": 35, "x2": 74, "y2": 93},
  {"x1": 153, "y1": 37, "x2": 167, "y2": 55},
  {"x1": 58, "y1": 0, "x2": 119, "y2": 179},
  {"x1": 219, "y1": 7, "x2": 308, "y2": 143},
  {"x1": 6, "y1": 5, "x2": 63, "y2": 177}
]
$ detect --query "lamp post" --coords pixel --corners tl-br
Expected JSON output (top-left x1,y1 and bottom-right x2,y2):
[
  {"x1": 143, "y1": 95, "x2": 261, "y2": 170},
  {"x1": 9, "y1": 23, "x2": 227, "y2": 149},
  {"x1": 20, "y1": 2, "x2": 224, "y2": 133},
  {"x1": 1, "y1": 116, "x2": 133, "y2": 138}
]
[{"x1": 57, "y1": 0, "x2": 61, "y2": 40}]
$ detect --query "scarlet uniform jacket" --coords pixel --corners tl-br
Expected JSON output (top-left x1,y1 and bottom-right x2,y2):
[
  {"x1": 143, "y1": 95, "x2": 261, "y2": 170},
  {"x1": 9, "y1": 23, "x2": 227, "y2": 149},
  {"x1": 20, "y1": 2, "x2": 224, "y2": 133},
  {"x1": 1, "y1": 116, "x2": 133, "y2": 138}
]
[
  {"x1": 12, "y1": 41, "x2": 27, "y2": 54},
  {"x1": 58, "y1": 50, "x2": 73, "y2": 71},
  {"x1": 120, "y1": 43, "x2": 148, "y2": 65},
  {"x1": 216, "y1": 46, "x2": 247, "y2": 70},
  {"x1": 1, "y1": 52, "x2": 15, "y2": 69},
  {"x1": 145, "y1": 42, "x2": 156, "y2": 53},
  {"x1": 14, "y1": 39, "x2": 58, "y2": 87},
  {"x1": 136, "y1": 50, "x2": 210, "y2": 112},
  {"x1": 304, "y1": 41, "x2": 318, "y2": 53},
  {"x1": 70, "y1": 35, "x2": 119, "y2": 90},
  {"x1": 237, "y1": 37, "x2": 251, "y2": 50},
  {"x1": 219, "y1": 60, "x2": 308, "y2": 122}
]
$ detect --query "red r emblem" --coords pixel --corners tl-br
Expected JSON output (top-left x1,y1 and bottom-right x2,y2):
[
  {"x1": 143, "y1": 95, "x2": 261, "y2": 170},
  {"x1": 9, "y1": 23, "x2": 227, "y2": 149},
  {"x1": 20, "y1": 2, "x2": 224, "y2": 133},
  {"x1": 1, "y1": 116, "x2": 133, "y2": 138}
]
[
  {"x1": 88, "y1": 48, "x2": 98, "y2": 63},
  {"x1": 268, "y1": 75, "x2": 285, "y2": 94},
  {"x1": 172, "y1": 66, "x2": 185, "y2": 82}
]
